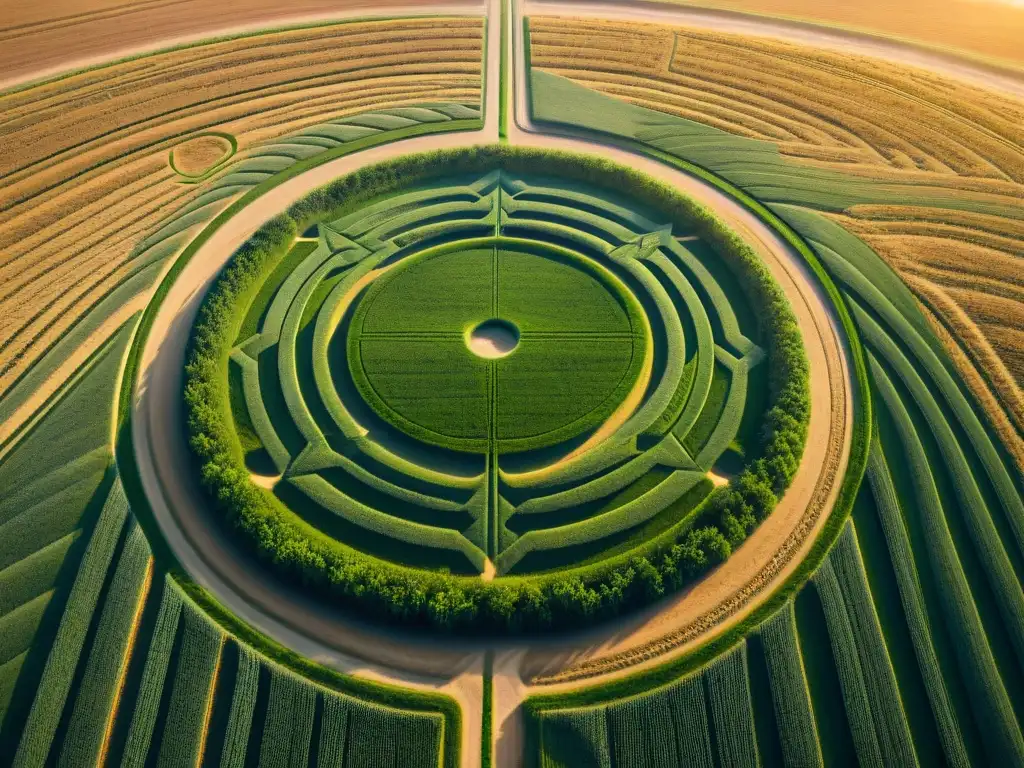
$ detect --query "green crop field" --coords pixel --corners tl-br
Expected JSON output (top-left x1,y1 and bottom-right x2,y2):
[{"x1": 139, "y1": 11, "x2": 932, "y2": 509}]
[
  {"x1": 2, "y1": 3, "x2": 1022, "y2": 764},
  {"x1": 184, "y1": 145, "x2": 805, "y2": 630},
  {"x1": 522, "y1": 15, "x2": 1024, "y2": 768}
]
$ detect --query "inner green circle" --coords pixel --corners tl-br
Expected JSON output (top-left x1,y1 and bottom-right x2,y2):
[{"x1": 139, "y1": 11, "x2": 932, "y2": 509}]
[{"x1": 345, "y1": 238, "x2": 647, "y2": 453}]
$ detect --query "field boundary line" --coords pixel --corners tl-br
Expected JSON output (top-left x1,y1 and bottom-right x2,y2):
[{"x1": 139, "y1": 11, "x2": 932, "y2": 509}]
[
  {"x1": 114, "y1": 118, "x2": 485, "y2": 768},
  {"x1": 516, "y1": 4, "x2": 871, "y2": 700}
]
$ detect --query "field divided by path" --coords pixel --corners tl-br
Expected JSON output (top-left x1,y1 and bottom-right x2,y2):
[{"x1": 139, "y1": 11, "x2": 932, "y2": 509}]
[
  {"x1": 3, "y1": 499, "x2": 456, "y2": 767},
  {"x1": 527, "y1": 503, "x2": 1024, "y2": 766},
  {"x1": 527, "y1": 16, "x2": 1024, "y2": 470},
  {"x1": 205, "y1": 154, "x2": 780, "y2": 593},
  {"x1": 522, "y1": 14, "x2": 1024, "y2": 764},
  {"x1": 0, "y1": 18, "x2": 494, "y2": 764},
  {"x1": 0, "y1": 314, "x2": 461, "y2": 766},
  {"x1": 0, "y1": 16, "x2": 483, "y2": 428}
]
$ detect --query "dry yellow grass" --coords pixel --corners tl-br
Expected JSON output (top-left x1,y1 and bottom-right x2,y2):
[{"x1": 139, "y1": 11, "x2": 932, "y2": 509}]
[
  {"x1": 0, "y1": 17, "x2": 481, "y2": 397},
  {"x1": 531, "y1": 19, "x2": 1024, "y2": 182},
  {"x1": 171, "y1": 135, "x2": 233, "y2": 177},
  {"x1": 532, "y1": 17, "x2": 1024, "y2": 466},
  {"x1": 659, "y1": 0, "x2": 1024, "y2": 69},
  {"x1": 0, "y1": 0, "x2": 474, "y2": 85}
]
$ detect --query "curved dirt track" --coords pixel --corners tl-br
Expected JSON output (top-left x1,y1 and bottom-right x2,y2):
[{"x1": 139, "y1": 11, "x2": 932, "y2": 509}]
[
  {"x1": 128, "y1": 2, "x2": 851, "y2": 764},
  {"x1": 91, "y1": 0, "x2": 1024, "y2": 764},
  {"x1": 122, "y1": 0, "x2": 855, "y2": 763},
  {"x1": 505, "y1": 0, "x2": 852, "y2": 683}
]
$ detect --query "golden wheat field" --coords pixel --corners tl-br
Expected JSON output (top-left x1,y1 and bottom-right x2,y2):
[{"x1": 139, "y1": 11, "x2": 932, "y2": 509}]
[
  {"x1": 0, "y1": 17, "x2": 481, "y2": 401},
  {"x1": 530, "y1": 16, "x2": 1024, "y2": 467},
  {"x1": 661, "y1": 0, "x2": 1024, "y2": 67},
  {"x1": 0, "y1": 0, "x2": 471, "y2": 84}
]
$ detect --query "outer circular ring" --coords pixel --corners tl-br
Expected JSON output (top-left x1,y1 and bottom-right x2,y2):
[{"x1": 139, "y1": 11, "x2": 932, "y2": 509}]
[{"x1": 177, "y1": 145, "x2": 811, "y2": 633}]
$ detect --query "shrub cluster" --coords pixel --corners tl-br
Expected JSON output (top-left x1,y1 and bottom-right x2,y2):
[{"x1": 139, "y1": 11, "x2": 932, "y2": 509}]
[{"x1": 184, "y1": 146, "x2": 809, "y2": 633}]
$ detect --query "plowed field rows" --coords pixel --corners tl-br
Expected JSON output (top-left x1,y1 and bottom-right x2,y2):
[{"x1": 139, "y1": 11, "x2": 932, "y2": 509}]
[
  {"x1": 0, "y1": 17, "x2": 481, "y2": 401},
  {"x1": 530, "y1": 16, "x2": 1024, "y2": 467}
]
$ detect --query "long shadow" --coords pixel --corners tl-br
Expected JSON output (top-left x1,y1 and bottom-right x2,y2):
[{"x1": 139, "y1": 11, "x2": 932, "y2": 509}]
[
  {"x1": 794, "y1": 582, "x2": 858, "y2": 767},
  {"x1": 0, "y1": 466, "x2": 114, "y2": 755},
  {"x1": 142, "y1": 615, "x2": 187, "y2": 768},
  {"x1": 46, "y1": 508, "x2": 133, "y2": 764},
  {"x1": 200, "y1": 637, "x2": 240, "y2": 765},
  {"x1": 104, "y1": 573, "x2": 168, "y2": 766},
  {"x1": 318, "y1": 466, "x2": 474, "y2": 531}
]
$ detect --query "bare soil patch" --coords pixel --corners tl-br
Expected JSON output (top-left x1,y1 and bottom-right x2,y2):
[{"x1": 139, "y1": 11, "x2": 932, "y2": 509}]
[{"x1": 466, "y1": 319, "x2": 519, "y2": 358}]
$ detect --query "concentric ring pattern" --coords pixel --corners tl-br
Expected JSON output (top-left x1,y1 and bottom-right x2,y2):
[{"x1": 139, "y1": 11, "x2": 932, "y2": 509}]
[{"x1": 227, "y1": 169, "x2": 768, "y2": 577}]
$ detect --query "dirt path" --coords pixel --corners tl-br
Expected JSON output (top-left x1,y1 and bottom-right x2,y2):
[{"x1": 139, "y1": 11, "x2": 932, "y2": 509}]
[
  {"x1": 127, "y1": 4, "x2": 849, "y2": 763},
  {"x1": 482, "y1": 0, "x2": 851, "y2": 744},
  {"x1": 125, "y1": 0, "x2": 848, "y2": 762},
  {"x1": 62, "y1": 0, "x2": 1024, "y2": 763}
]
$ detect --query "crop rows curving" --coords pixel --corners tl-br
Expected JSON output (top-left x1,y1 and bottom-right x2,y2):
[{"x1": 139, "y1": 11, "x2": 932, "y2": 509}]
[
  {"x1": 184, "y1": 145, "x2": 808, "y2": 632},
  {"x1": 0, "y1": 17, "x2": 484, "y2": 444},
  {"x1": 522, "y1": 17, "x2": 1024, "y2": 763},
  {"x1": 528, "y1": 16, "x2": 1024, "y2": 470}
]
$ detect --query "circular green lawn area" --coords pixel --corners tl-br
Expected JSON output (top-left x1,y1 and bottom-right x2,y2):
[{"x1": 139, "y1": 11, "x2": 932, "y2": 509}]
[
  {"x1": 347, "y1": 239, "x2": 647, "y2": 453},
  {"x1": 182, "y1": 145, "x2": 810, "y2": 633}
]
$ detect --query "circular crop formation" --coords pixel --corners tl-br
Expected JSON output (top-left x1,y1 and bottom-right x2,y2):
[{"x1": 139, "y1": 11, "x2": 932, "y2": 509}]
[{"x1": 185, "y1": 146, "x2": 809, "y2": 633}]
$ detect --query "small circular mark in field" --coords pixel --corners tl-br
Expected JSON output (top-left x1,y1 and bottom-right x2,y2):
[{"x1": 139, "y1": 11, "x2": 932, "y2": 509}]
[
  {"x1": 466, "y1": 319, "x2": 520, "y2": 359},
  {"x1": 169, "y1": 132, "x2": 236, "y2": 179}
]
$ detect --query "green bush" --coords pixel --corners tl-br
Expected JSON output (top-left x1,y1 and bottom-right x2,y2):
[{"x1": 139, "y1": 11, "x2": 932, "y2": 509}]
[{"x1": 184, "y1": 146, "x2": 809, "y2": 633}]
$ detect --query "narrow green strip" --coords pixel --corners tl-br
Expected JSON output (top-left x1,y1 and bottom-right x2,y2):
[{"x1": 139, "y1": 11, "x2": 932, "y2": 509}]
[{"x1": 482, "y1": 652, "x2": 494, "y2": 768}]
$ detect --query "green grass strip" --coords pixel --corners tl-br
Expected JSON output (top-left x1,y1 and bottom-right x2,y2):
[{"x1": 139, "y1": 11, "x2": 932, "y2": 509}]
[
  {"x1": 871, "y1": 355, "x2": 1024, "y2": 763},
  {"x1": 864, "y1": 444, "x2": 972, "y2": 767},
  {"x1": 152, "y1": 597, "x2": 224, "y2": 767},
  {"x1": 218, "y1": 642, "x2": 261, "y2": 768},
  {"x1": 757, "y1": 603, "x2": 823, "y2": 767},
  {"x1": 482, "y1": 653, "x2": 494, "y2": 768},
  {"x1": 705, "y1": 643, "x2": 759, "y2": 767},
  {"x1": 12, "y1": 481, "x2": 129, "y2": 767},
  {"x1": 258, "y1": 665, "x2": 317, "y2": 767},
  {"x1": 59, "y1": 519, "x2": 152, "y2": 766},
  {"x1": 119, "y1": 577, "x2": 184, "y2": 768}
]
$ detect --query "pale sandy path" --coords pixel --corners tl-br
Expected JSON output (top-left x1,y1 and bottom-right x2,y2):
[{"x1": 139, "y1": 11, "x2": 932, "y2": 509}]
[
  {"x1": 483, "y1": 1, "x2": 851, "y2": 756},
  {"x1": 9, "y1": 0, "x2": 1018, "y2": 764},
  {"x1": 130, "y1": 7, "x2": 500, "y2": 767}
]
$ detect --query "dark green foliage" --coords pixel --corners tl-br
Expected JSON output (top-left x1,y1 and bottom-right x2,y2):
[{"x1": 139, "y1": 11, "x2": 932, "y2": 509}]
[
  {"x1": 183, "y1": 146, "x2": 809, "y2": 633},
  {"x1": 481, "y1": 653, "x2": 493, "y2": 768}
]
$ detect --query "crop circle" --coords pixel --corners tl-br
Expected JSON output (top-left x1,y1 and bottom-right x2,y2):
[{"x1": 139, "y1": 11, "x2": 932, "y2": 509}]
[{"x1": 184, "y1": 146, "x2": 809, "y2": 633}]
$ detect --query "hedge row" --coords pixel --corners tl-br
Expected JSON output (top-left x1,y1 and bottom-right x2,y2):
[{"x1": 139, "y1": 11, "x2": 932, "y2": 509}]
[{"x1": 184, "y1": 145, "x2": 809, "y2": 633}]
